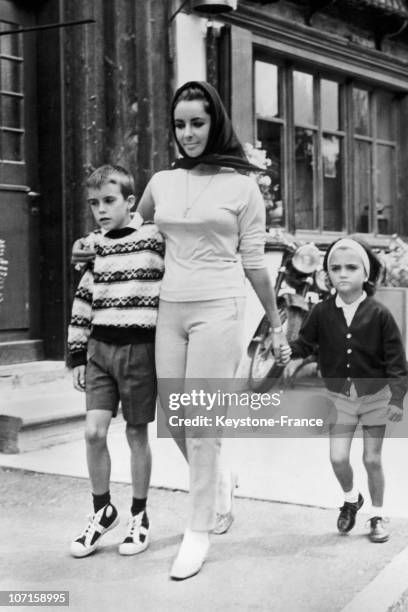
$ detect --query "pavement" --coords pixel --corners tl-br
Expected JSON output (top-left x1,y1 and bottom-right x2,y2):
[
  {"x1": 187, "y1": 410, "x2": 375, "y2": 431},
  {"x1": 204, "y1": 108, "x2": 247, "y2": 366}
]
[{"x1": 2, "y1": 361, "x2": 408, "y2": 610}]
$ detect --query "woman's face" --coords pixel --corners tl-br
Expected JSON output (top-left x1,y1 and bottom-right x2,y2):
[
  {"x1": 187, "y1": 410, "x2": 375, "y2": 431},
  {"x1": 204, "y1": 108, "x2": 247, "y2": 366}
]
[{"x1": 173, "y1": 99, "x2": 211, "y2": 158}]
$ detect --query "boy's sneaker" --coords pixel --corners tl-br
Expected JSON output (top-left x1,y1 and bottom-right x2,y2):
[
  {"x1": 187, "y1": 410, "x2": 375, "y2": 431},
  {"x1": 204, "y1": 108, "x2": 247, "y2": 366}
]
[
  {"x1": 368, "y1": 516, "x2": 390, "y2": 543},
  {"x1": 119, "y1": 510, "x2": 150, "y2": 555},
  {"x1": 70, "y1": 503, "x2": 119, "y2": 558},
  {"x1": 337, "y1": 493, "x2": 364, "y2": 533}
]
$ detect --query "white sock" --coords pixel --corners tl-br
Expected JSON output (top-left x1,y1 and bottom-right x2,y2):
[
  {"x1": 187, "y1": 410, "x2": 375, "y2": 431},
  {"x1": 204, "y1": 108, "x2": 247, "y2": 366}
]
[
  {"x1": 344, "y1": 486, "x2": 359, "y2": 503},
  {"x1": 368, "y1": 505, "x2": 384, "y2": 518}
]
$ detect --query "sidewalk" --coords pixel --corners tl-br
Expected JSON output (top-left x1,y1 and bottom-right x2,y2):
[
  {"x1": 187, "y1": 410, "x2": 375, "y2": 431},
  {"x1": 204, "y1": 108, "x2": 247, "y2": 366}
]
[
  {"x1": 2, "y1": 361, "x2": 408, "y2": 610},
  {"x1": 2, "y1": 466, "x2": 408, "y2": 612}
]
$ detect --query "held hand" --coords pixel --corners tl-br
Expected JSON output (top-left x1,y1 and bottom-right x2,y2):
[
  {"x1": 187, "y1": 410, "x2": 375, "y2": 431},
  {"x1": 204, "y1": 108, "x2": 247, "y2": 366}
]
[
  {"x1": 73, "y1": 365, "x2": 86, "y2": 392},
  {"x1": 278, "y1": 343, "x2": 292, "y2": 366},
  {"x1": 71, "y1": 238, "x2": 96, "y2": 265},
  {"x1": 386, "y1": 404, "x2": 403, "y2": 422},
  {"x1": 271, "y1": 329, "x2": 291, "y2": 365}
]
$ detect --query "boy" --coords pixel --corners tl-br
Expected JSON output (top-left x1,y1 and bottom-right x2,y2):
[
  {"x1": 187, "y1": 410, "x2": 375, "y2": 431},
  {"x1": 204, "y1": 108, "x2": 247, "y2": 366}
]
[{"x1": 67, "y1": 165, "x2": 164, "y2": 558}]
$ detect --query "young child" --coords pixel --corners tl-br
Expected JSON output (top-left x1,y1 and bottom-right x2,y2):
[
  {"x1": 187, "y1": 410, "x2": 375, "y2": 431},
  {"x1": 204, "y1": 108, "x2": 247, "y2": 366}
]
[
  {"x1": 67, "y1": 165, "x2": 164, "y2": 558},
  {"x1": 290, "y1": 238, "x2": 406, "y2": 542}
]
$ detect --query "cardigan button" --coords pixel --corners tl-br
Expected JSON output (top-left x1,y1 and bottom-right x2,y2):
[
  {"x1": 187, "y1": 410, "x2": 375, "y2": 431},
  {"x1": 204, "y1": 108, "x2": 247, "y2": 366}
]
[
  {"x1": 347, "y1": 349, "x2": 352, "y2": 354},
  {"x1": 346, "y1": 333, "x2": 352, "y2": 339},
  {"x1": 347, "y1": 377, "x2": 351, "y2": 382},
  {"x1": 346, "y1": 363, "x2": 350, "y2": 368}
]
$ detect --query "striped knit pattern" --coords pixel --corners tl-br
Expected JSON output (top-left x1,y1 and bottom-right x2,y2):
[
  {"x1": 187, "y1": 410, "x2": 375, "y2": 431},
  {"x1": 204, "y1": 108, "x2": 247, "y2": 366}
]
[{"x1": 68, "y1": 223, "x2": 164, "y2": 362}]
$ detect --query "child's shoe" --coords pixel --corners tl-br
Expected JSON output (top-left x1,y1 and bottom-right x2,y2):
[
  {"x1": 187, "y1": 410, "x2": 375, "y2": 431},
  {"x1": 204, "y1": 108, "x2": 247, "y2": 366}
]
[
  {"x1": 118, "y1": 510, "x2": 150, "y2": 555},
  {"x1": 70, "y1": 503, "x2": 119, "y2": 558},
  {"x1": 337, "y1": 493, "x2": 364, "y2": 533},
  {"x1": 368, "y1": 516, "x2": 390, "y2": 543}
]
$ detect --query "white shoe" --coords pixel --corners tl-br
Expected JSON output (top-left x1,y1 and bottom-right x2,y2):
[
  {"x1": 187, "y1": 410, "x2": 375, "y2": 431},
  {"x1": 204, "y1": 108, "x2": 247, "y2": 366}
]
[
  {"x1": 170, "y1": 529, "x2": 209, "y2": 580},
  {"x1": 118, "y1": 511, "x2": 150, "y2": 556}
]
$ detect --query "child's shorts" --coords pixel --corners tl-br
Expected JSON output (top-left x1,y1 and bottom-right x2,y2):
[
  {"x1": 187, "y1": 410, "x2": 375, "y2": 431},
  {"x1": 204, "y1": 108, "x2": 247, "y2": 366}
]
[
  {"x1": 327, "y1": 385, "x2": 391, "y2": 427},
  {"x1": 85, "y1": 338, "x2": 156, "y2": 426}
]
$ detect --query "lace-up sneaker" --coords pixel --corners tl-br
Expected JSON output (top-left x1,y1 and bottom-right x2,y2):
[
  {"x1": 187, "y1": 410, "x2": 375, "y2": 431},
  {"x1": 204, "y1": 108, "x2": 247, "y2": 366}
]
[
  {"x1": 70, "y1": 503, "x2": 119, "y2": 558},
  {"x1": 118, "y1": 510, "x2": 150, "y2": 556},
  {"x1": 368, "y1": 516, "x2": 390, "y2": 543},
  {"x1": 337, "y1": 493, "x2": 364, "y2": 533}
]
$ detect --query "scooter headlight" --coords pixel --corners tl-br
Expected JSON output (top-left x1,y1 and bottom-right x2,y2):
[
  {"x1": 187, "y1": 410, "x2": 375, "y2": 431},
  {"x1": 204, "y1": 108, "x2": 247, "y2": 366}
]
[
  {"x1": 315, "y1": 269, "x2": 329, "y2": 292},
  {"x1": 292, "y1": 244, "x2": 321, "y2": 274}
]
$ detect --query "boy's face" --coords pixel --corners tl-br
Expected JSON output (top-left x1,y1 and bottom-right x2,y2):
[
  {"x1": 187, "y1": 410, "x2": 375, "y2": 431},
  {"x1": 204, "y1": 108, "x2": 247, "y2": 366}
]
[
  {"x1": 327, "y1": 247, "x2": 366, "y2": 303},
  {"x1": 87, "y1": 181, "x2": 134, "y2": 232}
]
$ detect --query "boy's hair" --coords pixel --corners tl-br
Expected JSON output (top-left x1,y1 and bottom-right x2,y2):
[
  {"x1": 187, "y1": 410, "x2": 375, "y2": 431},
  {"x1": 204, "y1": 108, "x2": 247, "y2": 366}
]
[
  {"x1": 86, "y1": 165, "x2": 135, "y2": 199},
  {"x1": 323, "y1": 236, "x2": 382, "y2": 296}
]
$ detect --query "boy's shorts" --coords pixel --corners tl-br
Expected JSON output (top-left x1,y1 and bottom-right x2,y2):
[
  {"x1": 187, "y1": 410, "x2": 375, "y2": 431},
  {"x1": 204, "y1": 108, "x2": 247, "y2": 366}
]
[
  {"x1": 85, "y1": 338, "x2": 156, "y2": 426},
  {"x1": 327, "y1": 385, "x2": 391, "y2": 427}
]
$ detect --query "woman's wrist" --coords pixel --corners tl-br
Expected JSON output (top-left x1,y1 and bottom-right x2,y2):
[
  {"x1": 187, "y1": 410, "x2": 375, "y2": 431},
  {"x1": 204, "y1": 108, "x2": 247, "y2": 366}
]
[{"x1": 271, "y1": 325, "x2": 283, "y2": 334}]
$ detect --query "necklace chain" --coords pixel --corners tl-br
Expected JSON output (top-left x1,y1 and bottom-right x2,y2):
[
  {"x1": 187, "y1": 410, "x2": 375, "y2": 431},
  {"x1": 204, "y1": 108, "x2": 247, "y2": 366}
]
[{"x1": 184, "y1": 170, "x2": 218, "y2": 217}]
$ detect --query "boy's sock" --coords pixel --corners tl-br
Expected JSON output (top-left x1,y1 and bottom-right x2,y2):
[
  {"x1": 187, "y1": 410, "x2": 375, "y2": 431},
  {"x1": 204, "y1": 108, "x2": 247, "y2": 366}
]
[
  {"x1": 344, "y1": 486, "x2": 359, "y2": 504},
  {"x1": 131, "y1": 497, "x2": 147, "y2": 516},
  {"x1": 93, "y1": 491, "x2": 111, "y2": 513}
]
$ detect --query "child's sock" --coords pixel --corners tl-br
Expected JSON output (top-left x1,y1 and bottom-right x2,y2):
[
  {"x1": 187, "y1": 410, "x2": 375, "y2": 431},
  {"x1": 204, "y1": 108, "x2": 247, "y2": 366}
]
[
  {"x1": 92, "y1": 491, "x2": 111, "y2": 513},
  {"x1": 344, "y1": 486, "x2": 359, "y2": 503},
  {"x1": 131, "y1": 497, "x2": 147, "y2": 516},
  {"x1": 368, "y1": 504, "x2": 384, "y2": 518}
]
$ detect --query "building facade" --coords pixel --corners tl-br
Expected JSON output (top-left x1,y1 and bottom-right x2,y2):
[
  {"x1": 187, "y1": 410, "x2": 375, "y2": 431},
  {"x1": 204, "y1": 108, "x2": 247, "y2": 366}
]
[
  {"x1": 174, "y1": 0, "x2": 408, "y2": 240},
  {"x1": 0, "y1": 0, "x2": 170, "y2": 365},
  {"x1": 1, "y1": 0, "x2": 408, "y2": 365}
]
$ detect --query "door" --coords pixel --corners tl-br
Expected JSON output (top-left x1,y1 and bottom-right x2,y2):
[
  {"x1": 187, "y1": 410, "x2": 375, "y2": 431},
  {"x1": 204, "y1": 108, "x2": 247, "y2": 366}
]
[{"x1": 0, "y1": 0, "x2": 40, "y2": 364}]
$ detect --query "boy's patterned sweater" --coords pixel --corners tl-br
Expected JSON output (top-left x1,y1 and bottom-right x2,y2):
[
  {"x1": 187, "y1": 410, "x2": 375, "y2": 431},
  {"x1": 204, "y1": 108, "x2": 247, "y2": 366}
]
[{"x1": 68, "y1": 220, "x2": 164, "y2": 367}]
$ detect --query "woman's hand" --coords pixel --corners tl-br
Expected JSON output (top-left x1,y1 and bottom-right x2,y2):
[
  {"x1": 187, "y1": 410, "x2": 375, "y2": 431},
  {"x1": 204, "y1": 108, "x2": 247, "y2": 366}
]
[
  {"x1": 271, "y1": 329, "x2": 291, "y2": 365},
  {"x1": 71, "y1": 238, "x2": 96, "y2": 265}
]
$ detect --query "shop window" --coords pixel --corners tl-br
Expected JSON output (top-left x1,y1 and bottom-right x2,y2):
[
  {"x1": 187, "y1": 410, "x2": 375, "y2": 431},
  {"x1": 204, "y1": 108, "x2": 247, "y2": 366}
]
[
  {"x1": 293, "y1": 71, "x2": 314, "y2": 126},
  {"x1": 253, "y1": 57, "x2": 400, "y2": 235},
  {"x1": 255, "y1": 60, "x2": 284, "y2": 227}
]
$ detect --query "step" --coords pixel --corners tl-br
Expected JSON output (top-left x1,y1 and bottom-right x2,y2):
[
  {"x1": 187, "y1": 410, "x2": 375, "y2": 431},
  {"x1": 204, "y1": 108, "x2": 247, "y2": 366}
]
[
  {"x1": 0, "y1": 360, "x2": 69, "y2": 389},
  {"x1": 0, "y1": 390, "x2": 85, "y2": 428},
  {"x1": 0, "y1": 361, "x2": 84, "y2": 454},
  {"x1": 0, "y1": 340, "x2": 44, "y2": 364}
]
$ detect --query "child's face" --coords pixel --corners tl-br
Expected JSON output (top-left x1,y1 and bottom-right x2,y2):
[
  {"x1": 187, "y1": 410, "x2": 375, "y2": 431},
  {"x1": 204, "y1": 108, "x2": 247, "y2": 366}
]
[
  {"x1": 327, "y1": 247, "x2": 366, "y2": 302},
  {"x1": 87, "y1": 181, "x2": 134, "y2": 232},
  {"x1": 173, "y1": 99, "x2": 211, "y2": 158}
]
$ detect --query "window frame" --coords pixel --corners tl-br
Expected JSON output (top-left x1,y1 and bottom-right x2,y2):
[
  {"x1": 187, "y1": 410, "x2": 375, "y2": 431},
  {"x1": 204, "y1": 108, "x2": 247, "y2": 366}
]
[{"x1": 253, "y1": 51, "x2": 403, "y2": 237}]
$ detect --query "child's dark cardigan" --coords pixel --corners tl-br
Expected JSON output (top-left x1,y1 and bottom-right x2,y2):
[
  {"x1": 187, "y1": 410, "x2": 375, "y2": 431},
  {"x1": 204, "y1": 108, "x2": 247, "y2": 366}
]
[{"x1": 291, "y1": 295, "x2": 407, "y2": 408}]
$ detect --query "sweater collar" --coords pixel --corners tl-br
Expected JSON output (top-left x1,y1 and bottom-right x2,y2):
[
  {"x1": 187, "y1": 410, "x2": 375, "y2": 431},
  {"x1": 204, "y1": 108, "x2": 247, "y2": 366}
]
[
  {"x1": 335, "y1": 291, "x2": 367, "y2": 310},
  {"x1": 102, "y1": 211, "x2": 144, "y2": 238}
]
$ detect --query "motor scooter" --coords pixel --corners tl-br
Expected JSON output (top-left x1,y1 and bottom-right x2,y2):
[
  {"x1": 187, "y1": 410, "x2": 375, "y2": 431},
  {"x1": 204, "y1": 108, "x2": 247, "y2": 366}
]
[{"x1": 248, "y1": 235, "x2": 328, "y2": 393}]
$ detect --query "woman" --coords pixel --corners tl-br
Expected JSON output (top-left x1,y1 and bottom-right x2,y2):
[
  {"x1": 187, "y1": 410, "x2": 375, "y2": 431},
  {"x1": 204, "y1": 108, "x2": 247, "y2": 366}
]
[
  {"x1": 138, "y1": 81, "x2": 289, "y2": 579},
  {"x1": 73, "y1": 81, "x2": 289, "y2": 580}
]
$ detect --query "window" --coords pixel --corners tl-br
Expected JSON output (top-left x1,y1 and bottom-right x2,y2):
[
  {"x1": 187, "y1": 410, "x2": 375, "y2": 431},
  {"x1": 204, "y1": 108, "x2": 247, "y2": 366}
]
[
  {"x1": 0, "y1": 21, "x2": 24, "y2": 163},
  {"x1": 254, "y1": 57, "x2": 401, "y2": 235}
]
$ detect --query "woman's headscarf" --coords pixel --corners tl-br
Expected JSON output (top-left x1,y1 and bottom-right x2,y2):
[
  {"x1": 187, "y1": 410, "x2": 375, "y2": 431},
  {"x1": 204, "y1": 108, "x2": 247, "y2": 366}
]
[{"x1": 171, "y1": 81, "x2": 265, "y2": 173}]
